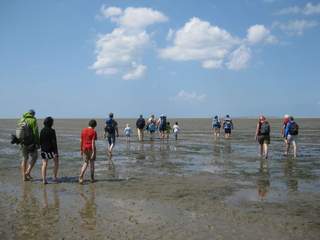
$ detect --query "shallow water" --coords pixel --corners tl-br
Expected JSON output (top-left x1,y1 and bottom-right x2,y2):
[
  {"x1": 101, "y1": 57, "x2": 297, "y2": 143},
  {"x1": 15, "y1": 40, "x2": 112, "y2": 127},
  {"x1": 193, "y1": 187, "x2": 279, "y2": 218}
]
[{"x1": 0, "y1": 118, "x2": 319, "y2": 239}]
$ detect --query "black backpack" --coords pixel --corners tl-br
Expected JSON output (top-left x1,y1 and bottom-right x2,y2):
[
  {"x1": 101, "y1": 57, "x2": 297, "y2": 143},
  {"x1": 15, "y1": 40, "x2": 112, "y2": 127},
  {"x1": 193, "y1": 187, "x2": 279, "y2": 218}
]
[
  {"x1": 105, "y1": 119, "x2": 116, "y2": 134},
  {"x1": 259, "y1": 122, "x2": 270, "y2": 135},
  {"x1": 289, "y1": 122, "x2": 299, "y2": 135},
  {"x1": 16, "y1": 120, "x2": 35, "y2": 146},
  {"x1": 136, "y1": 118, "x2": 145, "y2": 129}
]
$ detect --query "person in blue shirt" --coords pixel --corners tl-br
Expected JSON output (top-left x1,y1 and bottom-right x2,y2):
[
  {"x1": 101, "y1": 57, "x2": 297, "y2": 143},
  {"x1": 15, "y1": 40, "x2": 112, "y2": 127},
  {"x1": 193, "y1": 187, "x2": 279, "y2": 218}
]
[
  {"x1": 103, "y1": 113, "x2": 119, "y2": 157},
  {"x1": 212, "y1": 115, "x2": 221, "y2": 138},
  {"x1": 284, "y1": 116, "x2": 299, "y2": 158},
  {"x1": 223, "y1": 115, "x2": 234, "y2": 139}
]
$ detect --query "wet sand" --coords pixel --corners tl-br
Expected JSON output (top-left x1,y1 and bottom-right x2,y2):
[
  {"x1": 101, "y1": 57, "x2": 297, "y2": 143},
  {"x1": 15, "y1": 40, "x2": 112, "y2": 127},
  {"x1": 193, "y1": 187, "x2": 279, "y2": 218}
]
[{"x1": 0, "y1": 118, "x2": 319, "y2": 239}]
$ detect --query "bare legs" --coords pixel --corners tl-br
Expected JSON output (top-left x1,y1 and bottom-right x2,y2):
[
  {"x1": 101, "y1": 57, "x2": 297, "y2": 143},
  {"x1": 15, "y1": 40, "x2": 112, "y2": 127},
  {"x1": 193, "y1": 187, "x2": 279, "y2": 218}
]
[{"x1": 41, "y1": 155, "x2": 59, "y2": 184}]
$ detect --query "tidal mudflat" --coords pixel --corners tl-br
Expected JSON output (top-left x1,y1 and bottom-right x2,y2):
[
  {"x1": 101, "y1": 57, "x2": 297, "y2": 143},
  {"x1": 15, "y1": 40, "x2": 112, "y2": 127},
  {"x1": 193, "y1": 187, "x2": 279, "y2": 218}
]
[{"x1": 0, "y1": 118, "x2": 319, "y2": 239}]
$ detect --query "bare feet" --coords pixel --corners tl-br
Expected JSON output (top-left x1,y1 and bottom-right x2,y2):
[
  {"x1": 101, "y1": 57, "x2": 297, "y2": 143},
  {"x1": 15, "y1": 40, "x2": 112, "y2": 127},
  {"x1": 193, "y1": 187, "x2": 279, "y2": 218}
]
[{"x1": 79, "y1": 177, "x2": 84, "y2": 184}]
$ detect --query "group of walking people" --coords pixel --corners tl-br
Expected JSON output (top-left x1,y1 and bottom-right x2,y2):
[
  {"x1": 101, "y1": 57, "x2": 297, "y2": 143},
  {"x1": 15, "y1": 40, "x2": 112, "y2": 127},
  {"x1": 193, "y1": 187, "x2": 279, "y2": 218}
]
[
  {"x1": 12, "y1": 110, "x2": 299, "y2": 185},
  {"x1": 211, "y1": 114, "x2": 299, "y2": 159}
]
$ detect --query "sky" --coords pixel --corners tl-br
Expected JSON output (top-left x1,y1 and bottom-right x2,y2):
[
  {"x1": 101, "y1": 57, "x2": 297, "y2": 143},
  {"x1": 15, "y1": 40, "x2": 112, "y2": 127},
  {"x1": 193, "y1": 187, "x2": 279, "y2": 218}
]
[{"x1": 0, "y1": 0, "x2": 320, "y2": 118}]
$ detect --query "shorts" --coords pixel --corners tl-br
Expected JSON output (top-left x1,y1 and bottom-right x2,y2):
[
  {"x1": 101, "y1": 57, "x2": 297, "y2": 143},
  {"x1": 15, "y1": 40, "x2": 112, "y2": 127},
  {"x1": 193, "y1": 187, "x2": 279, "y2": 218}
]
[
  {"x1": 258, "y1": 135, "x2": 270, "y2": 145},
  {"x1": 107, "y1": 134, "x2": 116, "y2": 145},
  {"x1": 159, "y1": 125, "x2": 166, "y2": 132},
  {"x1": 224, "y1": 128, "x2": 231, "y2": 134},
  {"x1": 41, "y1": 151, "x2": 56, "y2": 160},
  {"x1": 21, "y1": 146, "x2": 38, "y2": 161},
  {"x1": 287, "y1": 135, "x2": 297, "y2": 144},
  {"x1": 83, "y1": 149, "x2": 95, "y2": 162}
]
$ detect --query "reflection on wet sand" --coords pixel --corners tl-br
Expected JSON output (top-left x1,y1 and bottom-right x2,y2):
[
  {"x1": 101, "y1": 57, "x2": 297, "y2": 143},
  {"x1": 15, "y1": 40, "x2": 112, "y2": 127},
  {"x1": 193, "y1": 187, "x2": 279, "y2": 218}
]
[
  {"x1": 14, "y1": 183, "x2": 61, "y2": 239},
  {"x1": 257, "y1": 159, "x2": 270, "y2": 201},
  {"x1": 79, "y1": 184, "x2": 97, "y2": 231},
  {"x1": 283, "y1": 157, "x2": 298, "y2": 192}
]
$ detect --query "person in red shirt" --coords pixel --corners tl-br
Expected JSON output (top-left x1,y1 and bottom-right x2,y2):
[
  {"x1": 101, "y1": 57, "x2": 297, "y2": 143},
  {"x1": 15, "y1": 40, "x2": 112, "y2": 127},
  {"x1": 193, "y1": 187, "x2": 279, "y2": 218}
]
[{"x1": 79, "y1": 119, "x2": 97, "y2": 184}]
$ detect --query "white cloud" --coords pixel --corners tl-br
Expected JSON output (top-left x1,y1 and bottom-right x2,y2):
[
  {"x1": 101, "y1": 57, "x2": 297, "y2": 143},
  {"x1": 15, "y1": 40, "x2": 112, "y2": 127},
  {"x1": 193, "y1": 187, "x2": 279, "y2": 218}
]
[
  {"x1": 101, "y1": 6, "x2": 122, "y2": 18},
  {"x1": 202, "y1": 60, "x2": 223, "y2": 69},
  {"x1": 172, "y1": 90, "x2": 207, "y2": 103},
  {"x1": 227, "y1": 45, "x2": 251, "y2": 70},
  {"x1": 247, "y1": 25, "x2": 277, "y2": 44},
  {"x1": 100, "y1": 6, "x2": 168, "y2": 30},
  {"x1": 276, "y1": 2, "x2": 320, "y2": 15},
  {"x1": 159, "y1": 17, "x2": 241, "y2": 68},
  {"x1": 122, "y1": 64, "x2": 146, "y2": 80},
  {"x1": 273, "y1": 20, "x2": 318, "y2": 35},
  {"x1": 160, "y1": 18, "x2": 274, "y2": 70},
  {"x1": 92, "y1": 6, "x2": 168, "y2": 80}
]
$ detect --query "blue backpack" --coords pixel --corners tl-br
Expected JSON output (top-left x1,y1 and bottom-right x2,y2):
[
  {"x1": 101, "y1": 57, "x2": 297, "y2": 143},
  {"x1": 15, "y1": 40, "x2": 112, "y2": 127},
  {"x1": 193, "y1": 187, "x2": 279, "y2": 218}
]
[
  {"x1": 224, "y1": 120, "x2": 232, "y2": 130},
  {"x1": 105, "y1": 119, "x2": 116, "y2": 134}
]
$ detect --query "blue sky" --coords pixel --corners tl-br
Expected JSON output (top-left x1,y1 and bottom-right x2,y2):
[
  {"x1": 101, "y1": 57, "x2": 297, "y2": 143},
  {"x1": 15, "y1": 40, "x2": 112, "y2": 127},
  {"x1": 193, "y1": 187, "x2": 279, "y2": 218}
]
[{"x1": 1, "y1": 0, "x2": 320, "y2": 118}]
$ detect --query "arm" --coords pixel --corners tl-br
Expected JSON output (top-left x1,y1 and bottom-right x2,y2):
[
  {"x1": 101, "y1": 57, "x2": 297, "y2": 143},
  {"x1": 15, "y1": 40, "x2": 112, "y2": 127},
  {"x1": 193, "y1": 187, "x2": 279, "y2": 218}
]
[
  {"x1": 80, "y1": 132, "x2": 83, "y2": 156},
  {"x1": 103, "y1": 124, "x2": 107, "y2": 139},
  {"x1": 255, "y1": 123, "x2": 260, "y2": 140},
  {"x1": 91, "y1": 132, "x2": 97, "y2": 160},
  {"x1": 53, "y1": 129, "x2": 58, "y2": 156}
]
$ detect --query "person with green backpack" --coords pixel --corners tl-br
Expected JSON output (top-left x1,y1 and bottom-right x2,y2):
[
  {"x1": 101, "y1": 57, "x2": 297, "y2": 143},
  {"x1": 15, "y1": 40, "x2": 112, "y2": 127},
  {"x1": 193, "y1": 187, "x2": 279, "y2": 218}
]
[
  {"x1": 255, "y1": 115, "x2": 271, "y2": 159},
  {"x1": 284, "y1": 116, "x2": 299, "y2": 158},
  {"x1": 17, "y1": 109, "x2": 40, "y2": 181}
]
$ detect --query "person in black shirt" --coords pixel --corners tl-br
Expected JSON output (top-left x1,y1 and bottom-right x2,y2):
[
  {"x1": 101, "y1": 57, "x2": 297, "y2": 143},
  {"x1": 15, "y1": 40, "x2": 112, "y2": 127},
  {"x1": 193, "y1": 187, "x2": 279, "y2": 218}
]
[{"x1": 40, "y1": 117, "x2": 59, "y2": 184}]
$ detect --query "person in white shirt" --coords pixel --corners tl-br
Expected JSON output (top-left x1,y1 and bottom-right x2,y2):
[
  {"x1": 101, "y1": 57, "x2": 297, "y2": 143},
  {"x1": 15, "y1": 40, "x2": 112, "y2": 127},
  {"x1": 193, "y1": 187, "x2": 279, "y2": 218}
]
[
  {"x1": 124, "y1": 124, "x2": 132, "y2": 142},
  {"x1": 172, "y1": 122, "x2": 180, "y2": 140}
]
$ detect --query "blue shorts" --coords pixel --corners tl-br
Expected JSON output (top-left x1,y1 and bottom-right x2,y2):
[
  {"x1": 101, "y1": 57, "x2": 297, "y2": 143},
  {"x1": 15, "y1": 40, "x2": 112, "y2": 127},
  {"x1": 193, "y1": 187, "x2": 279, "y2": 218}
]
[
  {"x1": 224, "y1": 128, "x2": 231, "y2": 134},
  {"x1": 107, "y1": 135, "x2": 116, "y2": 145}
]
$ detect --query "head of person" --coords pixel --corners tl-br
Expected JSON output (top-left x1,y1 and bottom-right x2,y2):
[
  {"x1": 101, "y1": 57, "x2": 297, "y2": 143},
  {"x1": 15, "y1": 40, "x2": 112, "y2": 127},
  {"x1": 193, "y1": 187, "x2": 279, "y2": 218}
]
[
  {"x1": 226, "y1": 114, "x2": 230, "y2": 118},
  {"x1": 109, "y1": 112, "x2": 114, "y2": 119},
  {"x1": 151, "y1": 114, "x2": 154, "y2": 119},
  {"x1": 283, "y1": 114, "x2": 290, "y2": 124},
  {"x1": 214, "y1": 115, "x2": 218, "y2": 119},
  {"x1": 43, "y1": 116, "x2": 54, "y2": 128},
  {"x1": 139, "y1": 114, "x2": 143, "y2": 118},
  {"x1": 126, "y1": 123, "x2": 129, "y2": 127},
  {"x1": 289, "y1": 116, "x2": 294, "y2": 121},
  {"x1": 88, "y1": 119, "x2": 97, "y2": 128},
  {"x1": 175, "y1": 122, "x2": 178, "y2": 125},
  {"x1": 160, "y1": 114, "x2": 165, "y2": 118},
  {"x1": 29, "y1": 109, "x2": 36, "y2": 117},
  {"x1": 259, "y1": 115, "x2": 266, "y2": 123},
  {"x1": 167, "y1": 122, "x2": 170, "y2": 125}
]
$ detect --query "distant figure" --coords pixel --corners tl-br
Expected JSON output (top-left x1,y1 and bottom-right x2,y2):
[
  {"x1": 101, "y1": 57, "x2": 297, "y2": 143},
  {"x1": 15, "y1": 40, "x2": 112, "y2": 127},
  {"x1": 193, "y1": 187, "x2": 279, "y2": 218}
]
[
  {"x1": 281, "y1": 114, "x2": 290, "y2": 153},
  {"x1": 40, "y1": 117, "x2": 59, "y2": 184},
  {"x1": 146, "y1": 114, "x2": 157, "y2": 140},
  {"x1": 172, "y1": 122, "x2": 180, "y2": 140},
  {"x1": 223, "y1": 115, "x2": 233, "y2": 138},
  {"x1": 17, "y1": 109, "x2": 40, "y2": 181},
  {"x1": 284, "y1": 116, "x2": 299, "y2": 158},
  {"x1": 79, "y1": 119, "x2": 97, "y2": 184},
  {"x1": 124, "y1": 123, "x2": 132, "y2": 142},
  {"x1": 104, "y1": 113, "x2": 119, "y2": 156},
  {"x1": 136, "y1": 115, "x2": 146, "y2": 141},
  {"x1": 157, "y1": 114, "x2": 167, "y2": 140},
  {"x1": 212, "y1": 115, "x2": 221, "y2": 138},
  {"x1": 255, "y1": 116, "x2": 270, "y2": 159},
  {"x1": 166, "y1": 122, "x2": 172, "y2": 140}
]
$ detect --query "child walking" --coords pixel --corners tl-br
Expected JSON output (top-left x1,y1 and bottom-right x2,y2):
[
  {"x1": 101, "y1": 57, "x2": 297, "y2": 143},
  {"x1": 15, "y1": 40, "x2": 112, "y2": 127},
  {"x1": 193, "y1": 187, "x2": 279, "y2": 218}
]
[
  {"x1": 79, "y1": 119, "x2": 97, "y2": 184},
  {"x1": 40, "y1": 117, "x2": 59, "y2": 184},
  {"x1": 124, "y1": 123, "x2": 132, "y2": 142},
  {"x1": 172, "y1": 122, "x2": 180, "y2": 140}
]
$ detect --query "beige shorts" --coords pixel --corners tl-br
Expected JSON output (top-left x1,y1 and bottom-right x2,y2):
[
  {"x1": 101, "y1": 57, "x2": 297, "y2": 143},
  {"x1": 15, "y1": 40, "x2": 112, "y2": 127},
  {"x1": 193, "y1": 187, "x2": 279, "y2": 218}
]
[
  {"x1": 21, "y1": 146, "x2": 38, "y2": 161},
  {"x1": 287, "y1": 135, "x2": 297, "y2": 144}
]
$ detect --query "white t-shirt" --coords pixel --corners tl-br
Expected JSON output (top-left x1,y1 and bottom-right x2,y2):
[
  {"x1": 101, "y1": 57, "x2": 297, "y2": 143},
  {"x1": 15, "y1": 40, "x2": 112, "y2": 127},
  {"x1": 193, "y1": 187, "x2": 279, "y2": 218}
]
[{"x1": 173, "y1": 124, "x2": 180, "y2": 133}]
